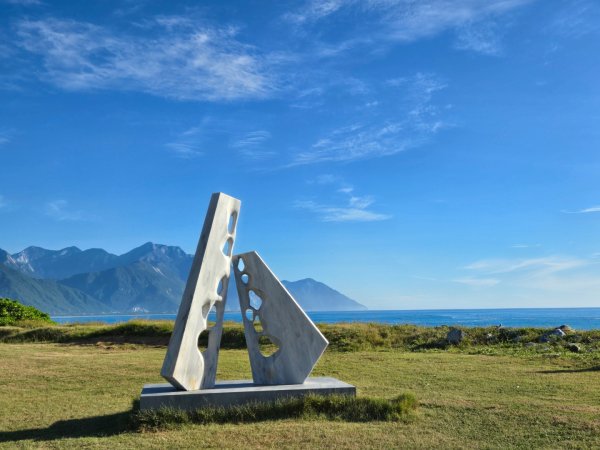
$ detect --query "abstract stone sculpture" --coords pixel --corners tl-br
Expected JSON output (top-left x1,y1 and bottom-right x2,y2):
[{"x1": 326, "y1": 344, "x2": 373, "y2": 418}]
[
  {"x1": 161, "y1": 192, "x2": 240, "y2": 390},
  {"x1": 232, "y1": 251, "x2": 329, "y2": 385},
  {"x1": 143, "y1": 192, "x2": 353, "y2": 410}
]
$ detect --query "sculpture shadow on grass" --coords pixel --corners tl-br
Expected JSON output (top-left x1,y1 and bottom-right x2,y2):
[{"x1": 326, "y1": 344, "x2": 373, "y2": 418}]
[
  {"x1": 537, "y1": 365, "x2": 600, "y2": 374},
  {"x1": 0, "y1": 410, "x2": 132, "y2": 444}
]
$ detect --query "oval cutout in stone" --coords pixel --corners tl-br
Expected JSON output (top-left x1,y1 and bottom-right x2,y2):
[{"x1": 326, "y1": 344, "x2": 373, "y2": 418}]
[
  {"x1": 217, "y1": 276, "x2": 227, "y2": 297},
  {"x1": 197, "y1": 328, "x2": 210, "y2": 353},
  {"x1": 228, "y1": 212, "x2": 237, "y2": 234},
  {"x1": 253, "y1": 315, "x2": 263, "y2": 334},
  {"x1": 222, "y1": 238, "x2": 233, "y2": 257},
  {"x1": 249, "y1": 290, "x2": 263, "y2": 310},
  {"x1": 237, "y1": 257, "x2": 245, "y2": 272},
  {"x1": 258, "y1": 335, "x2": 280, "y2": 357}
]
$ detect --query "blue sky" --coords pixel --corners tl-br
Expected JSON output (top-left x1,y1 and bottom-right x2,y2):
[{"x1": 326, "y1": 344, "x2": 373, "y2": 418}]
[{"x1": 0, "y1": 0, "x2": 599, "y2": 309}]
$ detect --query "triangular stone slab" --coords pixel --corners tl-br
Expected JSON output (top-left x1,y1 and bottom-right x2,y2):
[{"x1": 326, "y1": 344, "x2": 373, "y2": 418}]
[
  {"x1": 232, "y1": 251, "x2": 329, "y2": 385},
  {"x1": 161, "y1": 193, "x2": 241, "y2": 390}
]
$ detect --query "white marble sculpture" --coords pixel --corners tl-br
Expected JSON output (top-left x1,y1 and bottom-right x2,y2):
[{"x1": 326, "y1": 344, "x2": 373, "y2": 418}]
[
  {"x1": 232, "y1": 251, "x2": 329, "y2": 385},
  {"x1": 161, "y1": 192, "x2": 240, "y2": 390},
  {"x1": 162, "y1": 192, "x2": 328, "y2": 391}
]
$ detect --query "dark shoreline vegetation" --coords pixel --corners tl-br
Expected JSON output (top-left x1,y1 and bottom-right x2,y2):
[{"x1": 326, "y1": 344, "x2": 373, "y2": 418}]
[
  {"x1": 1, "y1": 319, "x2": 600, "y2": 357},
  {"x1": 0, "y1": 297, "x2": 54, "y2": 326}
]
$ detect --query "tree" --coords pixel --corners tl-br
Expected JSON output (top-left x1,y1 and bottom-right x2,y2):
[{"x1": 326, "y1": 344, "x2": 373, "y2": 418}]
[{"x1": 0, "y1": 298, "x2": 54, "y2": 326}]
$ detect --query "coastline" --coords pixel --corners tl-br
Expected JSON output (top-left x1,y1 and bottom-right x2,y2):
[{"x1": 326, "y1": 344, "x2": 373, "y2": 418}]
[{"x1": 51, "y1": 307, "x2": 600, "y2": 330}]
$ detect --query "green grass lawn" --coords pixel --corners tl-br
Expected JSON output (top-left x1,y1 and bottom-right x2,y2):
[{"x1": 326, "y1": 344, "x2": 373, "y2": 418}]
[{"x1": 0, "y1": 339, "x2": 599, "y2": 449}]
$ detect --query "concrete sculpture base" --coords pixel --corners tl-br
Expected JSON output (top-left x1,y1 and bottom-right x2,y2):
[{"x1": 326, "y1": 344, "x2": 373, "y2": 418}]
[{"x1": 139, "y1": 377, "x2": 356, "y2": 410}]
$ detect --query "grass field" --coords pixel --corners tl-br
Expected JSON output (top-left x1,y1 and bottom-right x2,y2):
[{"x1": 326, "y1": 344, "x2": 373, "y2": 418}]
[{"x1": 0, "y1": 324, "x2": 599, "y2": 448}]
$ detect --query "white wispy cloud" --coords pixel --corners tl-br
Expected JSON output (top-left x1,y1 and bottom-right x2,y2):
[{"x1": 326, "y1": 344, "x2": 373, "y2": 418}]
[
  {"x1": 309, "y1": 174, "x2": 341, "y2": 185},
  {"x1": 284, "y1": 0, "x2": 345, "y2": 25},
  {"x1": 562, "y1": 205, "x2": 600, "y2": 214},
  {"x1": 165, "y1": 142, "x2": 202, "y2": 159},
  {"x1": 44, "y1": 200, "x2": 85, "y2": 221},
  {"x1": 0, "y1": 134, "x2": 9, "y2": 146},
  {"x1": 230, "y1": 130, "x2": 275, "y2": 159},
  {"x1": 290, "y1": 73, "x2": 447, "y2": 165},
  {"x1": 453, "y1": 277, "x2": 500, "y2": 287},
  {"x1": 296, "y1": 200, "x2": 390, "y2": 222},
  {"x1": 165, "y1": 118, "x2": 224, "y2": 158},
  {"x1": 3, "y1": 0, "x2": 43, "y2": 5},
  {"x1": 465, "y1": 256, "x2": 587, "y2": 275},
  {"x1": 549, "y1": 0, "x2": 600, "y2": 38},
  {"x1": 285, "y1": 0, "x2": 532, "y2": 53},
  {"x1": 15, "y1": 17, "x2": 276, "y2": 101},
  {"x1": 511, "y1": 243, "x2": 541, "y2": 249},
  {"x1": 577, "y1": 206, "x2": 600, "y2": 213},
  {"x1": 460, "y1": 254, "x2": 600, "y2": 296},
  {"x1": 297, "y1": 180, "x2": 390, "y2": 222},
  {"x1": 454, "y1": 21, "x2": 504, "y2": 56}
]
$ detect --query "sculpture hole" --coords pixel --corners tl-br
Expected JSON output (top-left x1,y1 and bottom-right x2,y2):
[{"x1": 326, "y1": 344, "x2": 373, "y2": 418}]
[
  {"x1": 249, "y1": 290, "x2": 263, "y2": 310},
  {"x1": 241, "y1": 273, "x2": 249, "y2": 285},
  {"x1": 228, "y1": 211, "x2": 237, "y2": 234},
  {"x1": 222, "y1": 238, "x2": 233, "y2": 257},
  {"x1": 258, "y1": 335, "x2": 280, "y2": 357},
  {"x1": 197, "y1": 329, "x2": 210, "y2": 353},
  {"x1": 245, "y1": 308, "x2": 254, "y2": 322},
  {"x1": 253, "y1": 315, "x2": 263, "y2": 334},
  {"x1": 207, "y1": 304, "x2": 217, "y2": 327},
  {"x1": 201, "y1": 301, "x2": 211, "y2": 318},
  {"x1": 217, "y1": 276, "x2": 227, "y2": 297},
  {"x1": 237, "y1": 257, "x2": 245, "y2": 272},
  {"x1": 202, "y1": 302, "x2": 217, "y2": 327}
]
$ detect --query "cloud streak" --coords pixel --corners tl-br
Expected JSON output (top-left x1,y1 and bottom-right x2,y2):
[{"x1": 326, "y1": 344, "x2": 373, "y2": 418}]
[
  {"x1": 460, "y1": 255, "x2": 600, "y2": 295},
  {"x1": 296, "y1": 200, "x2": 391, "y2": 222},
  {"x1": 44, "y1": 200, "x2": 86, "y2": 221},
  {"x1": 464, "y1": 256, "x2": 587, "y2": 275},
  {"x1": 230, "y1": 130, "x2": 275, "y2": 159},
  {"x1": 286, "y1": 0, "x2": 533, "y2": 54},
  {"x1": 15, "y1": 17, "x2": 276, "y2": 102},
  {"x1": 289, "y1": 72, "x2": 447, "y2": 165},
  {"x1": 3, "y1": 0, "x2": 43, "y2": 5},
  {"x1": 454, "y1": 21, "x2": 504, "y2": 56},
  {"x1": 165, "y1": 118, "x2": 227, "y2": 158},
  {"x1": 562, "y1": 205, "x2": 600, "y2": 214},
  {"x1": 297, "y1": 179, "x2": 390, "y2": 222},
  {"x1": 453, "y1": 277, "x2": 500, "y2": 287}
]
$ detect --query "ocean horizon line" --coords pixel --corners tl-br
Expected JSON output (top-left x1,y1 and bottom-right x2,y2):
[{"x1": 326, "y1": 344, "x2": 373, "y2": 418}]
[{"x1": 51, "y1": 308, "x2": 600, "y2": 330}]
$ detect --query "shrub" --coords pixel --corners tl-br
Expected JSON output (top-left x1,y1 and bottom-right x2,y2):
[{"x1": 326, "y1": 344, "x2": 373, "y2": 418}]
[
  {"x1": 0, "y1": 298, "x2": 54, "y2": 326},
  {"x1": 132, "y1": 393, "x2": 418, "y2": 431}
]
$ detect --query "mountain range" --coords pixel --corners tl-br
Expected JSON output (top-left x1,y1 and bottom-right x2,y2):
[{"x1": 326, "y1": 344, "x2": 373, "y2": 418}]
[{"x1": 0, "y1": 243, "x2": 366, "y2": 315}]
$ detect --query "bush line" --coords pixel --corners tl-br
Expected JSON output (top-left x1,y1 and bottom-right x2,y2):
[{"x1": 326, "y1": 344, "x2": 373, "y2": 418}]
[
  {"x1": 132, "y1": 393, "x2": 418, "y2": 431},
  {"x1": 1, "y1": 320, "x2": 600, "y2": 353}
]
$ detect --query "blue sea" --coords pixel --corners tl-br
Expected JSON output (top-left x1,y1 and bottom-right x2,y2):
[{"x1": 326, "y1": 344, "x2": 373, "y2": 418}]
[{"x1": 52, "y1": 308, "x2": 600, "y2": 330}]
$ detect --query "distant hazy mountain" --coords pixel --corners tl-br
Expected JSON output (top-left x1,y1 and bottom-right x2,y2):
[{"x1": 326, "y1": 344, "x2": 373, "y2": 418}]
[
  {"x1": 8, "y1": 246, "x2": 119, "y2": 279},
  {"x1": 0, "y1": 265, "x2": 107, "y2": 315},
  {"x1": 6, "y1": 242, "x2": 193, "y2": 281},
  {"x1": 283, "y1": 278, "x2": 367, "y2": 311},
  {"x1": 0, "y1": 243, "x2": 366, "y2": 314},
  {"x1": 225, "y1": 276, "x2": 366, "y2": 312}
]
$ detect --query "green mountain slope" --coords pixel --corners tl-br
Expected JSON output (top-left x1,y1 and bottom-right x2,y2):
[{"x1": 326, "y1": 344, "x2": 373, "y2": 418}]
[
  {"x1": 59, "y1": 261, "x2": 184, "y2": 313},
  {"x1": 0, "y1": 265, "x2": 107, "y2": 315}
]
